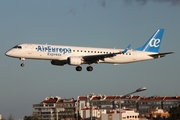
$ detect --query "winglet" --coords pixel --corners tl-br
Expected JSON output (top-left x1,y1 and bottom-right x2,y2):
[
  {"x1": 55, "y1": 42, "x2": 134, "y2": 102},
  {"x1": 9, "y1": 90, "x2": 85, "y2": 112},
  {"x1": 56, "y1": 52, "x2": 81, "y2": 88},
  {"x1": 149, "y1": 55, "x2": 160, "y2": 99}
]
[{"x1": 120, "y1": 44, "x2": 131, "y2": 54}]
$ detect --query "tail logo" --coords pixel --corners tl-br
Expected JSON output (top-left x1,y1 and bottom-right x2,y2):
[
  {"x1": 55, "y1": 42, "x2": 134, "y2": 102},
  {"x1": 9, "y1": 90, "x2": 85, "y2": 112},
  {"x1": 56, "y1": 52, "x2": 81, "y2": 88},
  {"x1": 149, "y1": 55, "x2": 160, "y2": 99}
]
[{"x1": 149, "y1": 38, "x2": 160, "y2": 48}]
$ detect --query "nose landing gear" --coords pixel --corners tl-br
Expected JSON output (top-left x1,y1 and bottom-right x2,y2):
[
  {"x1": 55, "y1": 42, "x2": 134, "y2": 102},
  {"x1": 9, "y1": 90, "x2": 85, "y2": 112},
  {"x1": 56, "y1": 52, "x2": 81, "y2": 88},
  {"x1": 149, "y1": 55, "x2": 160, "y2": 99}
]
[
  {"x1": 20, "y1": 58, "x2": 25, "y2": 67},
  {"x1": 21, "y1": 63, "x2": 25, "y2": 67}
]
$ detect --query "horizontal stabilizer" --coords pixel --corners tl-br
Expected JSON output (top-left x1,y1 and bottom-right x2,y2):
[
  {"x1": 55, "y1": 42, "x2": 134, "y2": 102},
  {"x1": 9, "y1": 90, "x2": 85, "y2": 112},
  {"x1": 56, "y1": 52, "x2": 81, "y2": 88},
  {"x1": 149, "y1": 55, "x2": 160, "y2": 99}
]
[{"x1": 149, "y1": 52, "x2": 174, "y2": 58}]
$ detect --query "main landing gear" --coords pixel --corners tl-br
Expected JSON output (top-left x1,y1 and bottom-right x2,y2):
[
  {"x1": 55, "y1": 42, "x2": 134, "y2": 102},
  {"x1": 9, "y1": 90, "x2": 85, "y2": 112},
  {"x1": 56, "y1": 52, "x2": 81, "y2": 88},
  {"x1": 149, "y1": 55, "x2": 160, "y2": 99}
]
[
  {"x1": 20, "y1": 58, "x2": 25, "y2": 67},
  {"x1": 87, "y1": 66, "x2": 93, "y2": 71},
  {"x1": 76, "y1": 66, "x2": 82, "y2": 71},
  {"x1": 75, "y1": 66, "x2": 93, "y2": 72}
]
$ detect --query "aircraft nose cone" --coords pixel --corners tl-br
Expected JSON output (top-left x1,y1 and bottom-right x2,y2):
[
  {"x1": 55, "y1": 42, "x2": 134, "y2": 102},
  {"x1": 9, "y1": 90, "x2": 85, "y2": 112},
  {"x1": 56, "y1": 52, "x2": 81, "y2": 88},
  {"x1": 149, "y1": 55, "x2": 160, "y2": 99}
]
[{"x1": 5, "y1": 51, "x2": 12, "y2": 56}]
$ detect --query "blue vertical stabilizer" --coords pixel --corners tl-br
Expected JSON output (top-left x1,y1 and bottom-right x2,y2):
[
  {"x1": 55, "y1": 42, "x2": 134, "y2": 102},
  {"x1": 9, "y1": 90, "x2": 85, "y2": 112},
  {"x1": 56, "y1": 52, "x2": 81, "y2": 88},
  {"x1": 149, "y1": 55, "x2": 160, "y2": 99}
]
[{"x1": 135, "y1": 29, "x2": 164, "y2": 53}]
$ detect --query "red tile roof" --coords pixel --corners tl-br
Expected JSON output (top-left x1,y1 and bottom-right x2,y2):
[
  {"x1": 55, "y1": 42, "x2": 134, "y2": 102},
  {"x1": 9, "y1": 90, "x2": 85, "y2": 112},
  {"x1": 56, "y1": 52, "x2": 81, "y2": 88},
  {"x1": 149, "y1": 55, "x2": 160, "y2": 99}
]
[
  {"x1": 41, "y1": 97, "x2": 58, "y2": 103},
  {"x1": 41, "y1": 97, "x2": 75, "y2": 104},
  {"x1": 78, "y1": 95, "x2": 180, "y2": 101},
  {"x1": 40, "y1": 95, "x2": 180, "y2": 104}
]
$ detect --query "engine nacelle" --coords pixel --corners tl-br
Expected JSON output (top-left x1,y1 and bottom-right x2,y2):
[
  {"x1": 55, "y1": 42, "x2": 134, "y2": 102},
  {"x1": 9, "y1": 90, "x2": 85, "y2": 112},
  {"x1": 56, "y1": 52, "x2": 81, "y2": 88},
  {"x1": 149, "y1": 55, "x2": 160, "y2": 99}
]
[
  {"x1": 51, "y1": 60, "x2": 66, "y2": 66},
  {"x1": 67, "y1": 56, "x2": 82, "y2": 66}
]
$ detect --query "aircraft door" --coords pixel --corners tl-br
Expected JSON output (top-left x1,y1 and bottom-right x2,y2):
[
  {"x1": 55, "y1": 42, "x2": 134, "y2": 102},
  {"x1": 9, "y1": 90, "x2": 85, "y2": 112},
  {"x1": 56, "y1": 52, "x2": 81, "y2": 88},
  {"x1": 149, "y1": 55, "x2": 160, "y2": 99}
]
[
  {"x1": 133, "y1": 50, "x2": 136, "y2": 60},
  {"x1": 27, "y1": 44, "x2": 33, "y2": 54}
]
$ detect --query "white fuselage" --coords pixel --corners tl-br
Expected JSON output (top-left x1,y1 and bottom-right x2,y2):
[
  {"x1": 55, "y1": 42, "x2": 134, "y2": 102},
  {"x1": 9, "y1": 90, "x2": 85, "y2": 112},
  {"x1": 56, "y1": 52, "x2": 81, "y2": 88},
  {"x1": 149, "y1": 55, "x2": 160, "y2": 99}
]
[
  {"x1": 5, "y1": 43, "x2": 155, "y2": 64},
  {"x1": 5, "y1": 29, "x2": 173, "y2": 71}
]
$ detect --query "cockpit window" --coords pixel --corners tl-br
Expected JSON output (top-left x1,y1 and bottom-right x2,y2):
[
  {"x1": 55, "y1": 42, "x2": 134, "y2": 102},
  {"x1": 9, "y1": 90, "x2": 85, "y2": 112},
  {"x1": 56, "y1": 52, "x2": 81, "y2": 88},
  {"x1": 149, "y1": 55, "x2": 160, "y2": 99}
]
[
  {"x1": 13, "y1": 45, "x2": 22, "y2": 49},
  {"x1": 13, "y1": 45, "x2": 18, "y2": 48},
  {"x1": 18, "y1": 46, "x2": 22, "y2": 49}
]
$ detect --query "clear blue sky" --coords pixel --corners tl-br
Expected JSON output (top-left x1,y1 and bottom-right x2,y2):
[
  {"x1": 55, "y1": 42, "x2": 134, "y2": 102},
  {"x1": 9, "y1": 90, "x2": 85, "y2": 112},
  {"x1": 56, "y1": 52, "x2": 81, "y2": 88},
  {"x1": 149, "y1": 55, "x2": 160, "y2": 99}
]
[{"x1": 0, "y1": 0, "x2": 180, "y2": 119}]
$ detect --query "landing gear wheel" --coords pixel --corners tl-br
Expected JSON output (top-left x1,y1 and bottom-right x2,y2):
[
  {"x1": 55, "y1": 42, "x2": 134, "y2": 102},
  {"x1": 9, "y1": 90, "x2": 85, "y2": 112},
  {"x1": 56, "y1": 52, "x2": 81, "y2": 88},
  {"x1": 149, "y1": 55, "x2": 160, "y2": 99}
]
[
  {"x1": 87, "y1": 66, "x2": 93, "y2": 71},
  {"x1": 21, "y1": 63, "x2": 25, "y2": 67},
  {"x1": 20, "y1": 58, "x2": 25, "y2": 67},
  {"x1": 76, "y1": 66, "x2": 82, "y2": 71}
]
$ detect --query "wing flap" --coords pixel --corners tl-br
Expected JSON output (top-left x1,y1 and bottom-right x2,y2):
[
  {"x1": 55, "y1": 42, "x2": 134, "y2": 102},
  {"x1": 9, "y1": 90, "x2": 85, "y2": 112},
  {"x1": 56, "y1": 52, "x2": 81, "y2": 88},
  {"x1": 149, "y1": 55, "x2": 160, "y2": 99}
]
[{"x1": 82, "y1": 52, "x2": 119, "y2": 63}]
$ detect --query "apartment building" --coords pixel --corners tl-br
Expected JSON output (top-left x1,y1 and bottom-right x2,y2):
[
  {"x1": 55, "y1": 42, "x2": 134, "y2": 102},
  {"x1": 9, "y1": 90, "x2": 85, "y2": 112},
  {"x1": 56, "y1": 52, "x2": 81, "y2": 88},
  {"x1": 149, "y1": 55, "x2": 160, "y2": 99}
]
[
  {"x1": 33, "y1": 96, "x2": 76, "y2": 120},
  {"x1": 97, "y1": 108, "x2": 139, "y2": 120},
  {"x1": 77, "y1": 93, "x2": 180, "y2": 118},
  {"x1": 0, "y1": 113, "x2": 2, "y2": 120},
  {"x1": 32, "y1": 94, "x2": 180, "y2": 120}
]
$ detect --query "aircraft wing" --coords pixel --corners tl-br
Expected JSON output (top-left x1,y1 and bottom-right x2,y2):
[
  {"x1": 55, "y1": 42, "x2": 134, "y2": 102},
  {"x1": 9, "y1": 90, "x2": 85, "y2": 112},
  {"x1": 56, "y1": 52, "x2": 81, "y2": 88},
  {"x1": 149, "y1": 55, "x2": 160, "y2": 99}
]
[
  {"x1": 149, "y1": 52, "x2": 174, "y2": 58},
  {"x1": 82, "y1": 45, "x2": 131, "y2": 64},
  {"x1": 53, "y1": 52, "x2": 121, "y2": 65},
  {"x1": 82, "y1": 52, "x2": 119, "y2": 63}
]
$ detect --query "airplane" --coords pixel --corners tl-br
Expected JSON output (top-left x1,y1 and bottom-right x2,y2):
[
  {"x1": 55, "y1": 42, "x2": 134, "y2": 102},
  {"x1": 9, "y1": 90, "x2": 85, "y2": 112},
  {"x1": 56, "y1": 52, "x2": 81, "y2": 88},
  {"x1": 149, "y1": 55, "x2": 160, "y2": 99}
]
[{"x1": 5, "y1": 29, "x2": 173, "y2": 71}]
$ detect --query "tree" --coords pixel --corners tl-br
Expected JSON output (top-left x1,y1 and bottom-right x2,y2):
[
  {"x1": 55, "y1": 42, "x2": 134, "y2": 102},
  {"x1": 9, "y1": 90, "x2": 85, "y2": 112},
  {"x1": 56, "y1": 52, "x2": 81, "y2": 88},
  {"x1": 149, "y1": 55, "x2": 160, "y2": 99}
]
[
  {"x1": 24, "y1": 116, "x2": 39, "y2": 120},
  {"x1": 7, "y1": 114, "x2": 14, "y2": 120},
  {"x1": 168, "y1": 105, "x2": 180, "y2": 120}
]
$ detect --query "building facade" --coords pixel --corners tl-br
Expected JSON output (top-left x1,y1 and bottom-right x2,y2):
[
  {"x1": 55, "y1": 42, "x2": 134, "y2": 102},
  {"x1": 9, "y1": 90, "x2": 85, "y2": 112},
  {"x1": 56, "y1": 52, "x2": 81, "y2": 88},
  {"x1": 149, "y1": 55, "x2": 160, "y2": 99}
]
[
  {"x1": 97, "y1": 108, "x2": 139, "y2": 120},
  {"x1": 77, "y1": 93, "x2": 180, "y2": 118},
  {"x1": 0, "y1": 113, "x2": 2, "y2": 120},
  {"x1": 32, "y1": 94, "x2": 180, "y2": 120},
  {"x1": 33, "y1": 96, "x2": 76, "y2": 120}
]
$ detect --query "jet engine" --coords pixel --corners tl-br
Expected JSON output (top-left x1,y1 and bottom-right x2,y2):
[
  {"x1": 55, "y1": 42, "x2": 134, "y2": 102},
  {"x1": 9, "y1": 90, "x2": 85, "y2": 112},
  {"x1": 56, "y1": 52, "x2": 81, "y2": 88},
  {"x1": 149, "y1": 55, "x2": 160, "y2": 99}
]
[
  {"x1": 51, "y1": 60, "x2": 66, "y2": 66},
  {"x1": 67, "y1": 56, "x2": 83, "y2": 66}
]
